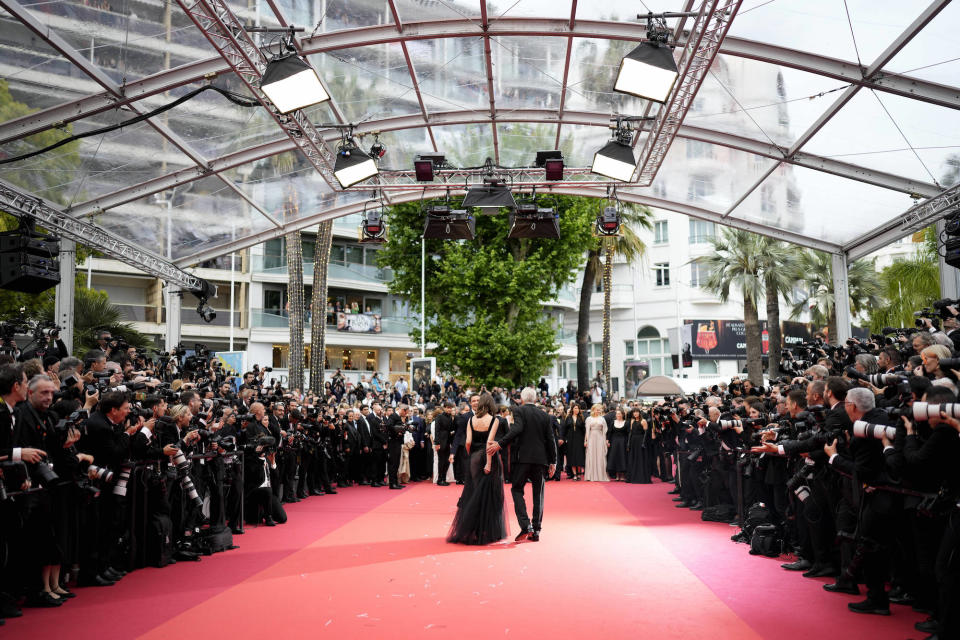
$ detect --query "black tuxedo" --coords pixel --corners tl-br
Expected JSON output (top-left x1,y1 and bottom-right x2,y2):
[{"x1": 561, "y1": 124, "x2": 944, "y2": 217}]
[
  {"x1": 497, "y1": 403, "x2": 557, "y2": 533},
  {"x1": 452, "y1": 410, "x2": 473, "y2": 483},
  {"x1": 434, "y1": 412, "x2": 455, "y2": 483}
]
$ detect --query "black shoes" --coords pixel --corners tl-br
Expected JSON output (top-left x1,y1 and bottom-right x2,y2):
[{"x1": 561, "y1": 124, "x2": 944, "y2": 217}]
[
  {"x1": 78, "y1": 575, "x2": 114, "y2": 587},
  {"x1": 455, "y1": 480, "x2": 465, "y2": 485},
  {"x1": 264, "y1": 517, "x2": 277, "y2": 527},
  {"x1": 389, "y1": 484, "x2": 403, "y2": 490},
  {"x1": 26, "y1": 592, "x2": 62, "y2": 608},
  {"x1": 847, "y1": 599, "x2": 890, "y2": 615},
  {"x1": 515, "y1": 531, "x2": 531, "y2": 542},
  {"x1": 823, "y1": 582, "x2": 859, "y2": 595},
  {"x1": 529, "y1": 531, "x2": 540, "y2": 542},
  {"x1": 802, "y1": 564, "x2": 838, "y2": 578},
  {"x1": 668, "y1": 488, "x2": 681, "y2": 495},
  {"x1": 689, "y1": 502, "x2": 704, "y2": 511},
  {"x1": 915, "y1": 618, "x2": 939, "y2": 634},
  {"x1": 325, "y1": 488, "x2": 339, "y2": 494},
  {"x1": 672, "y1": 497, "x2": 684, "y2": 502},
  {"x1": 436, "y1": 481, "x2": 449, "y2": 486},
  {"x1": 781, "y1": 559, "x2": 812, "y2": 571}
]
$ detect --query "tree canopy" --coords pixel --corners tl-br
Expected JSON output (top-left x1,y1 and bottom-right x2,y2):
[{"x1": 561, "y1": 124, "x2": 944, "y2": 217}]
[{"x1": 379, "y1": 195, "x2": 597, "y2": 386}]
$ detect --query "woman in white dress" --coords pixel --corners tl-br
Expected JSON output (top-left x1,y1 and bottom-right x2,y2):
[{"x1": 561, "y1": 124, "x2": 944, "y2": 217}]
[{"x1": 583, "y1": 404, "x2": 609, "y2": 482}]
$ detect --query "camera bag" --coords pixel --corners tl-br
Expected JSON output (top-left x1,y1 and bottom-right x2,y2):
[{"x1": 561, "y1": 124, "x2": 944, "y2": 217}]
[
  {"x1": 749, "y1": 524, "x2": 782, "y2": 558},
  {"x1": 701, "y1": 503, "x2": 737, "y2": 523},
  {"x1": 202, "y1": 525, "x2": 234, "y2": 553},
  {"x1": 146, "y1": 512, "x2": 175, "y2": 568},
  {"x1": 743, "y1": 502, "x2": 771, "y2": 536}
]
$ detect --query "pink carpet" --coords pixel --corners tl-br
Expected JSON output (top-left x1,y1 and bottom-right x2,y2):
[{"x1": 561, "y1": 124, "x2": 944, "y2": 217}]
[{"x1": 7, "y1": 481, "x2": 928, "y2": 639}]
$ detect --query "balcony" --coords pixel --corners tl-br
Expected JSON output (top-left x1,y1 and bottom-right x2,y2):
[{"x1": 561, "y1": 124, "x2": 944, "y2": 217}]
[
  {"x1": 250, "y1": 309, "x2": 417, "y2": 335},
  {"x1": 688, "y1": 234, "x2": 716, "y2": 245},
  {"x1": 574, "y1": 284, "x2": 635, "y2": 309},
  {"x1": 556, "y1": 328, "x2": 576, "y2": 345},
  {"x1": 251, "y1": 255, "x2": 393, "y2": 283},
  {"x1": 114, "y1": 304, "x2": 243, "y2": 328}
]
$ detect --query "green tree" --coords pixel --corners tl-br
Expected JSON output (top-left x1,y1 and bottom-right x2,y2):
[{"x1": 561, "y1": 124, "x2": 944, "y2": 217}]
[
  {"x1": 701, "y1": 228, "x2": 765, "y2": 384},
  {"x1": 790, "y1": 251, "x2": 882, "y2": 342},
  {"x1": 868, "y1": 227, "x2": 940, "y2": 333},
  {"x1": 309, "y1": 220, "x2": 334, "y2": 393},
  {"x1": 379, "y1": 195, "x2": 595, "y2": 387},
  {"x1": 756, "y1": 238, "x2": 802, "y2": 380},
  {"x1": 576, "y1": 205, "x2": 651, "y2": 393}
]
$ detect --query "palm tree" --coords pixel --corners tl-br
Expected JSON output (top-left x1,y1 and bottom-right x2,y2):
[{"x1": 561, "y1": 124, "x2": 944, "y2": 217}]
[
  {"x1": 756, "y1": 238, "x2": 801, "y2": 381},
  {"x1": 868, "y1": 226, "x2": 940, "y2": 333},
  {"x1": 309, "y1": 219, "x2": 334, "y2": 393},
  {"x1": 790, "y1": 251, "x2": 882, "y2": 342},
  {"x1": 576, "y1": 204, "x2": 651, "y2": 393},
  {"x1": 701, "y1": 228, "x2": 765, "y2": 384}
]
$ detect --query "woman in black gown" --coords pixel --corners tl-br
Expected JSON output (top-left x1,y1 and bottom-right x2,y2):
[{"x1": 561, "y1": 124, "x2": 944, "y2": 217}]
[
  {"x1": 626, "y1": 407, "x2": 652, "y2": 484},
  {"x1": 447, "y1": 393, "x2": 507, "y2": 545},
  {"x1": 562, "y1": 404, "x2": 586, "y2": 481},
  {"x1": 606, "y1": 409, "x2": 629, "y2": 481}
]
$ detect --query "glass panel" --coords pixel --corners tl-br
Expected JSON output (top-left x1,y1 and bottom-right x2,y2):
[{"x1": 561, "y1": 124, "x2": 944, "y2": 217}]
[
  {"x1": 490, "y1": 0, "x2": 572, "y2": 18},
  {"x1": 240, "y1": 163, "x2": 369, "y2": 224},
  {"x1": 432, "y1": 123, "x2": 495, "y2": 168},
  {"x1": 804, "y1": 90, "x2": 960, "y2": 185},
  {"x1": 410, "y1": 37, "x2": 488, "y2": 114},
  {"x1": 563, "y1": 37, "x2": 652, "y2": 115},
  {"x1": 559, "y1": 123, "x2": 614, "y2": 168},
  {"x1": 728, "y1": 165, "x2": 914, "y2": 245},
  {"x1": 91, "y1": 174, "x2": 274, "y2": 262},
  {"x1": 371, "y1": 127, "x2": 436, "y2": 174},
  {"x1": 636, "y1": 341, "x2": 648, "y2": 355},
  {"x1": 497, "y1": 123, "x2": 558, "y2": 168},
  {"x1": 397, "y1": 0, "x2": 479, "y2": 22},
  {"x1": 699, "y1": 360, "x2": 718, "y2": 375},
  {"x1": 575, "y1": 1, "x2": 679, "y2": 22},
  {"x1": 488, "y1": 36, "x2": 567, "y2": 111},
  {"x1": 650, "y1": 359, "x2": 662, "y2": 376},
  {"x1": 730, "y1": 0, "x2": 860, "y2": 62},
  {"x1": 688, "y1": 56, "x2": 850, "y2": 147},
  {"x1": 625, "y1": 340, "x2": 634, "y2": 356},
  {"x1": 313, "y1": 42, "x2": 422, "y2": 122},
  {"x1": 883, "y1": 1, "x2": 960, "y2": 86},
  {"x1": 345, "y1": 245, "x2": 363, "y2": 264}
]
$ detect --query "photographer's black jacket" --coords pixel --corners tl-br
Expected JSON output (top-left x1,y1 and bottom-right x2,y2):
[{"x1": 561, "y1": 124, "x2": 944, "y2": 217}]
[
  {"x1": 903, "y1": 424, "x2": 960, "y2": 494},
  {"x1": 79, "y1": 410, "x2": 131, "y2": 470},
  {"x1": 829, "y1": 407, "x2": 888, "y2": 485}
]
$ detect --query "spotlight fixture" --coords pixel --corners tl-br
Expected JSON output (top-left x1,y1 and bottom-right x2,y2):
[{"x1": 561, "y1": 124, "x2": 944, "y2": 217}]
[
  {"x1": 535, "y1": 150, "x2": 565, "y2": 181},
  {"x1": 613, "y1": 15, "x2": 679, "y2": 103},
  {"x1": 462, "y1": 178, "x2": 517, "y2": 214},
  {"x1": 369, "y1": 134, "x2": 386, "y2": 160},
  {"x1": 423, "y1": 205, "x2": 475, "y2": 240},
  {"x1": 413, "y1": 154, "x2": 446, "y2": 182},
  {"x1": 592, "y1": 139, "x2": 637, "y2": 182},
  {"x1": 334, "y1": 139, "x2": 379, "y2": 188},
  {"x1": 196, "y1": 300, "x2": 217, "y2": 323},
  {"x1": 191, "y1": 279, "x2": 218, "y2": 323},
  {"x1": 596, "y1": 205, "x2": 622, "y2": 237},
  {"x1": 359, "y1": 208, "x2": 387, "y2": 244},
  {"x1": 260, "y1": 49, "x2": 329, "y2": 113},
  {"x1": 509, "y1": 204, "x2": 560, "y2": 239}
]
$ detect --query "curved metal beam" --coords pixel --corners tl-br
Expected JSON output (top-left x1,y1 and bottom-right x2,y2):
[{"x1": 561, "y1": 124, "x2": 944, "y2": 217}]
[{"x1": 3, "y1": 18, "x2": 958, "y2": 147}]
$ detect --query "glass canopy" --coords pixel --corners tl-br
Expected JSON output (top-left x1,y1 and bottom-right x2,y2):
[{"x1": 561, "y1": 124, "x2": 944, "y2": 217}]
[{"x1": 0, "y1": 0, "x2": 956, "y2": 267}]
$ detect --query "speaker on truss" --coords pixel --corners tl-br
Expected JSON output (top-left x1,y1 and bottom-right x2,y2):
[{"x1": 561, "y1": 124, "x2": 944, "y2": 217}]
[{"x1": 0, "y1": 222, "x2": 60, "y2": 294}]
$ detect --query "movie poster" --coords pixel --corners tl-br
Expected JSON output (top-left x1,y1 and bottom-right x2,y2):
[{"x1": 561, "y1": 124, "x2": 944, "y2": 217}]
[
  {"x1": 410, "y1": 357, "x2": 435, "y2": 395},
  {"x1": 336, "y1": 311, "x2": 382, "y2": 333},
  {"x1": 623, "y1": 360, "x2": 651, "y2": 399}
]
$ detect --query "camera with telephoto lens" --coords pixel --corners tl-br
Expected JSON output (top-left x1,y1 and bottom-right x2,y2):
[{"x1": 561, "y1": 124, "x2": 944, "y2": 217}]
[
  {"x1": 170, "y1": 449, "x2": 204, "y2": 509},
  {"x1": 112, "y1": 466, "x2": 131, "y2": 497},
  {"x1": 852, "y1": 420, "x2": 897, "y2": 441},
  {"x1": 254, "y1": 435, "x2": 277, "y2": 454},
  {"x1": 33, "y1": 461, "x2": 59, "y2": 487},
  {"x1": 785, "y1": 467, "x2": 814, "y2": 502},
  {"x1": 87, "y1": 465, "x2": 114, "y2": 484},
  {"x1": 909, "y1": 402, "x2": 960, "y2": 421}
]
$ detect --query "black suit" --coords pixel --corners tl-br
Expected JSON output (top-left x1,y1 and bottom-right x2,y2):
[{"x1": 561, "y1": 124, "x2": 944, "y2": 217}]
[
  {"x1": 497, "y1": 403, "x2": 557, "y2": 533},
  {"x1": 434, "y1": 412, "x2": 455, "y2": 483},
  {"x1": 357, "y1": 417, "x2": 377, "y2": 482},
  {"x1": 452, "y1": 410, "x2": 473, "y2": 483}
]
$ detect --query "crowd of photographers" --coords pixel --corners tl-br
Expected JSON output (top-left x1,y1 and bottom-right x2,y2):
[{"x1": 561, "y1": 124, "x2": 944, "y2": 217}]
[{"x1": 643, "y1": 308, "x2": 960, "y2": 640}]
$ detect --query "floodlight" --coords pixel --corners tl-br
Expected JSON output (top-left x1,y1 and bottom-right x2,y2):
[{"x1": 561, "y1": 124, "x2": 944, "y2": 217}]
[
  {"x1": 359, "y1": 209, "x2": 386, "y2": 243},
  {"x1": 613, "y1": 41, "x2": 679, "y2": 104},
  {"x1": 591, "y1": 140, "x2": 637, "y2": 182},
  {"x1": 596, "y1": 206, "x2": 621, "y2": 236},
  {"x1": 424, "y1": 207, "x2": 475, "y2": 240},
  {"x1": 508, "y1": 206, "x2": 560, "y2": 239},
  {"x1": 196, "y1": 300, "x2": 217, "y2": 323},
  {"x1": 260, "y1": 53, "x2": 330, "y2": 113},
  {"x1": 414, "y1": 154, "x2": 446, "y2": 182},
  {"x1": 334, "y1": 141, "x2": 379, "y2": 188},
  {"x1": 461, "y1": 181, "x2": 516, "y2": 214}
]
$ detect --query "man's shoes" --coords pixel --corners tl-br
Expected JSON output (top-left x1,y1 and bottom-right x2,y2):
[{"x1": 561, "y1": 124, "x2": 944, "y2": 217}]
[
  {"x1": 823, "y1": 582, "x2": 859, "y2": 595},
  {"x1": 78, "y1": 575, "x2": 114, "y2": 588},
  {"x1": 455, "y1": 480, "x2": 465, "y2": 485},
  {"x1": 0, "y1": 601, "x2": 22, "y2": 618},
  {"x1": 781, "y1": 559, "x2": 812, "y2": 571},
  {"x1": 514, "y1": 531, "x2": 531, "y2": 542},
  {"x1": 915, "y1": 618, "x2": 939, "y2": 634},
  {"x1": 668, "y1": 488, "x2": 681, "y2": 495},
  {"x1": 264, "y1": 517, "x2": 277, "y2": 527},
  {"x1": 529, "y1": 531, "x2": 540, "y2": 542},
  {"x1": 230, "y1": 526, "x2": 245, "y2": 535},
  {"x1": 371, "y1": 482, "x2": 384, "y2": 488},
  {"x1": 802, "y1": 564, "x2": 838, "y2": 578},
  {"x1": 310, "y1": 489, "x2": 324, "y2": 496},
  {"x1": 325, "y1": 488, "x2": 338, "y2": 494},
  {"x1": 689, "y1": 502, "x2": 704, "y2": 511},
  {"x1": 672, "y1": 497, "x2": 684, "y2": 502},
  {"x1": 847, "y1": 599, "x2": 890, "y2": 615},
  {"x1": 103, "y1": 568, "x2": 124, "y2": 581},
  {"x1": 296, "y1": 493, "x2": 308, "y2": 500},
  {"x1": 675, "y1": 501, "x2": 691, "y2": 508},
  {"x1": 437, "y1": 481, "x2": 449, "y2": 486},
  {"x1": 389, "y1": 484, "x2": 403, "y2": 490},
  {"x1": 888, "y1": 590, "x2": 915, "y2": 605}
]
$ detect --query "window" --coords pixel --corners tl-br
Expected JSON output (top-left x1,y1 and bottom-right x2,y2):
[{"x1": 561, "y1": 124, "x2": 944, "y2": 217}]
[
  {"x1": 689, "y1": 219, "x2": 716, "y2": 244},
  {"x1": 652, "y1": 181, "x2": 668, "y2": 198},
  {"x1": 686, "y1": 140, "x2": 713, "y2": 159},
  {"x1": 586, "y1": 342, "x2": 603, "y2": 380},
  {"x1": 653, "y1": 220, "x2": 668, "y2": 244},
  {"x1": 637, "y1": 326, "x2": 673, "y2": 376},
  {"x1": 690, "y1": 260, "x2": 711, "y2": 287},
  {"x1": 264, "y1": 238, "x2": 285, "y2": 269},
  {"x1": 687, "y1": 175, "x2": 714, "y2": 202},
  {"x1": 625, "y1": 340, "x2": 635, "y2": 356},
  {"x1": 654, "y1": 262, "x2": 670, "y2": 287},
  {"x1": 699, "y1": 360, "x2": 719, "y2": 375},
  {"x1": 761, "y1": 184, "x2": 776, "y2": 214}
]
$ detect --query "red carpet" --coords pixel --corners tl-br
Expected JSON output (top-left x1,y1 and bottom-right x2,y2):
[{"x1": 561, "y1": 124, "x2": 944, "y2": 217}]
[{"x1": 9, "y1": 481, "x2": 927, "y2": 639}]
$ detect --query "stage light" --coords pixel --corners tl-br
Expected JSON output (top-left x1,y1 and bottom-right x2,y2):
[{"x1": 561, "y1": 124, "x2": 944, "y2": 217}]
[
  {"x1": 535, "y1": 150, "x2": 564, "y2": 181},
  {"x1": 613, "y1": 16, "x2": 678, "y2": 104},
  {"x1": 260, "y1": 53, "x2": 330, "y2": 113},
  {"x1": 359, "y1": 209, "x2": 387, "y2": 243},
  {"x1": 596, "y1": 205, "x2": 621, "y2": 236},
  {"x1": 423, "y1": 206, "x2": 475, "y2": 240},
  {"x1": 509, "y1": 205, "x2": 560, "y2": 239},
  {"x1": 592, "y1": 139, "x2": 637, "y2": 182},
  {"x1": 334, "y1": 140, "x2": 379, "y2": 188},
  {"x1": 462, "y1": 179, "x2": 516, "y2": 214},
  {"x1": 414, "y1": 154, "x2": 446, "y2": 182},
  {"x1": 369, "y1": 141, "x2": 386, "y2": 159},
  {"x1": 196, "y1": 299, "x2": 217, "y2": 323}
]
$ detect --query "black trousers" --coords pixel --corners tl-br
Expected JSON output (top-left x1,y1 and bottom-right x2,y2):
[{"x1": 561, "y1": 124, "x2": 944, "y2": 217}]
[
  {"x1": 453, "y1": 446, "x2": 467, "y2": 482},
  {"x1": 510, "y1": 462, "x2": 546, "y2": 533},
  {"x1": 436, "y1": 444, "x2": 451, "y2": 482},
  {"x1": 387, "y1": 442, "x2": 402, "y2": 485},
  {"x1": 553, "y1": 442, "x2": 566, "y2": 479}
]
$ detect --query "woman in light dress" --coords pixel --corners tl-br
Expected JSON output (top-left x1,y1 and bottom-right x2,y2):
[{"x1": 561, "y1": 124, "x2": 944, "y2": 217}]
[{"x1": 583, "y1": 404, "x2": 609, "y2": 482}]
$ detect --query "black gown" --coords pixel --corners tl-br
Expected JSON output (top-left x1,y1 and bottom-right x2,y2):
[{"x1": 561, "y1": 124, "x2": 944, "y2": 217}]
[
  {"x1": 564, "y1": 416, "x2": 586, "y2": 468},
  {"x1": 607, "y1": 421, "x2": 629, "y2": 475},
  {"x1": 447, "y1": 418, "x2": 507, "y2": 545},
  {"x1": 626, "y1": 419, "x2": 653, "y2": 484}
]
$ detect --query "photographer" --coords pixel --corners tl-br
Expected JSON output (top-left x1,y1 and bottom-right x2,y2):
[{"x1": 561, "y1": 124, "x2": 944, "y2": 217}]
[{"x1": 242, "y1": 423, "x2": 286, "y2": 527}]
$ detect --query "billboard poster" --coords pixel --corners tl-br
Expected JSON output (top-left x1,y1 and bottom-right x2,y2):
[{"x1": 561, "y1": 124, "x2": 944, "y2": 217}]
[
  {"x1": 336, "y1": 311, "x2": 382, "y2": 333},
  {"x1": 683, "y1": 319, "x2": 824, "y2": 360},
  {"x1": 623, "y1": 360, "x2": 651, "y2": 399},
  {"x1": 410, "y1": 357, "x2": 436, "y2": 396}
]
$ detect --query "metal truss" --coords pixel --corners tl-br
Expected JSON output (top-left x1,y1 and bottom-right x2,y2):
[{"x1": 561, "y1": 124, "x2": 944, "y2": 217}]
[
  {"x1": 0, "y1": 178, "x2": 206, "y2": 292},
  {"x1": 846, "y1": 183, "x2": 960, "y2": 261},
  {"x1": 632, "y1": 0, "x2": 742, "y2": 186},
  {"x1": 175, "y1": 0, "x2": 340, "y2": 190}
]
